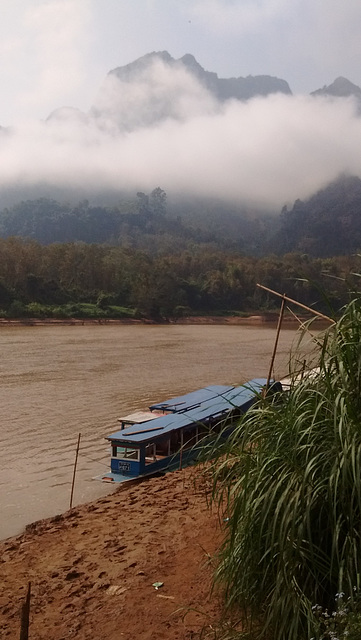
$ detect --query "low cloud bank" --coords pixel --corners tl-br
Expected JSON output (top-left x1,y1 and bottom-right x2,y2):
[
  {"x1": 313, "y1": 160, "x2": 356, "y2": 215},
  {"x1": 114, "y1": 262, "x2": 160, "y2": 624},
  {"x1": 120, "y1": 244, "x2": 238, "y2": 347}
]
[{"x1": 1, "y1": 60, "x2": 361, "y2": 211}]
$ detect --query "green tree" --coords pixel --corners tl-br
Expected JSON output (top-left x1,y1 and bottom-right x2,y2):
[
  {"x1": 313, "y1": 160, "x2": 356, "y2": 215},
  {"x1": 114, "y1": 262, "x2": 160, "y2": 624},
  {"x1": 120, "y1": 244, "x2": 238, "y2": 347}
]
[{"x1": 150, "y1": 187, "x2": 167, "y2": 217}]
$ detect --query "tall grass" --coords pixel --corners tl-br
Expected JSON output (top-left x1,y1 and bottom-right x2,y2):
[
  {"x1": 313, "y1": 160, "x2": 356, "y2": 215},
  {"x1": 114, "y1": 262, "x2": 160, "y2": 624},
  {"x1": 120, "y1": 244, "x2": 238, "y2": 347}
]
[{"x1": 205, "y1": 297, "x2": 361, "y2": 639}]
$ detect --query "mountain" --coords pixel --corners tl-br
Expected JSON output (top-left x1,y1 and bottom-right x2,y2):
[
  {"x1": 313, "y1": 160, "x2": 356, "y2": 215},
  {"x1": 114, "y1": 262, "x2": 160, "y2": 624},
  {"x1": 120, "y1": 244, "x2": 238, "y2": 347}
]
[
  {"x1": 89, "y1": 51, "x2": 292, "y2": 130},
  {"x1": 311, "y1": 76, "x2": 361, "y2": 99},
  {"x1": 270, "y1": 175, "x2": 361, "y2": 256},
  {"x1": 105, "y1": 51, "x2": 292, "y2": 102},
  {"x1": 1, "y1": 53, "x2": 361, "y2": 222}
]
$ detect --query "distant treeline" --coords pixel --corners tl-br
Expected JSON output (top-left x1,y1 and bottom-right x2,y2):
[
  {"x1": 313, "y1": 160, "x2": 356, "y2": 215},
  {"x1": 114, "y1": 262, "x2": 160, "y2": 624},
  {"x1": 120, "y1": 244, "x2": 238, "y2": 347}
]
[
  {"x1": 0, "y1": 237, "x2": 359, "y2": 320},
  {"x1": 0, "y1": 190, "x2": 277, "y2": 255},
  {"x1": 2, "y1": 175, "x2": 361, "y2": 260},
  {"x1": 1, "y1": 177, "x2": 361, "y2": 319}
]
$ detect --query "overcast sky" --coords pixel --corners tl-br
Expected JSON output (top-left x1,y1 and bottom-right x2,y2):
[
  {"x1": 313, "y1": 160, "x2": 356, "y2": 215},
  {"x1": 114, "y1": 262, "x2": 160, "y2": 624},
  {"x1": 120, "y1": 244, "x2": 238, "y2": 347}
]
[
  {"x1": 1, "y1": 0, "x2": 361, "y2": 124},
  {"x1": 0, "y1": 0, "x2": 361, "y2": 211}
]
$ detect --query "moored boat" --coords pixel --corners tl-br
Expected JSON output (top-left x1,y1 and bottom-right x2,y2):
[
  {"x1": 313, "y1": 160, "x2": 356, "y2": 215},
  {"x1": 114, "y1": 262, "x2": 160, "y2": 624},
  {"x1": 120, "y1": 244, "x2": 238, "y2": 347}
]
[{"x1": 101, "y1": 378, "x2": 274, "y2": 482}]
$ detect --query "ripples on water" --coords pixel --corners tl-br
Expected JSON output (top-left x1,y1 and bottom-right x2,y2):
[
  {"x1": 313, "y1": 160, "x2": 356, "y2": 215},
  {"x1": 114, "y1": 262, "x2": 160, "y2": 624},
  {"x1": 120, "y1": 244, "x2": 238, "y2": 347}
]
[{"x1": 0, "y1": 323, "x2": 305, "y2": 539}]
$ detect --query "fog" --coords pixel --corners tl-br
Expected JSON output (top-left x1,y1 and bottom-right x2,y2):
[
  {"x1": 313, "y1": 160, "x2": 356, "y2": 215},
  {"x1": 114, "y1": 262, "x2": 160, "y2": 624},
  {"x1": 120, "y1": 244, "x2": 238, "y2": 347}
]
[{"x1": 1, "y1": 58, "x2": 361, "y2": 211}]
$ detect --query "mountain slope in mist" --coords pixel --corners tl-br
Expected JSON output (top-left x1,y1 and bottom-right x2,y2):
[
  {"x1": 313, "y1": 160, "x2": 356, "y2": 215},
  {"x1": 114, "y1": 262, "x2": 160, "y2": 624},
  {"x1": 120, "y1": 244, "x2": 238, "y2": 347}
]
[
  {"x1": 271, "y1": 175, "x2": 361, "y2": 256},
  {"x1": 0, "y1": 191, "x2": 278, "y2": 254},
  {"x1": 2, "y1": 174, "x2": 361, "y2": 259},
  {"x1": 108, "y1": 51, "x2": 293, "y2": 101},
  {"x1": 87, "y1": 51, "x2": 292, "y2": 131},
  {"x1": 311, "y1": 76, "x2": 361, "y2": 100}
]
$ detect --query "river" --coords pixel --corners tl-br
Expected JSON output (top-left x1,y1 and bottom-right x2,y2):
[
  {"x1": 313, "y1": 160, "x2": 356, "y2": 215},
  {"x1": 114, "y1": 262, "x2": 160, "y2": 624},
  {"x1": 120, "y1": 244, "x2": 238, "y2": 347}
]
[{"x1": 0, "y1": 322, "x2": 310, "y2": 539}]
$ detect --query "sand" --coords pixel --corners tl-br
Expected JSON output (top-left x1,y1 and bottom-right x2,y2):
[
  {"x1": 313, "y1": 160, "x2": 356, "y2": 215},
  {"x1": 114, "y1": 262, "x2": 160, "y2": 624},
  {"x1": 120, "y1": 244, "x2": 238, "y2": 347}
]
[{"x1": 0, "y1": 467, "x2": 224, "y2": 640}]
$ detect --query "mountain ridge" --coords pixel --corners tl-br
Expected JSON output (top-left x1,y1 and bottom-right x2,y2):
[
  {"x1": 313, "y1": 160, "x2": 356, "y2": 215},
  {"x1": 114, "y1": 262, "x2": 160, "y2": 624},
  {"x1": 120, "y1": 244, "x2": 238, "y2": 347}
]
[
  {"x1": 2, "y1": 52, "x2": 361, "y2": 129},
  {"x1": 44, "y1": 52, "x2": 361, "y2": 132},
  {"x1": 107, "y1": 50, "x2": 292, "y2": 102},
  {"x1": 311, "y1": 76, "x2": 361, "y2": 98}
]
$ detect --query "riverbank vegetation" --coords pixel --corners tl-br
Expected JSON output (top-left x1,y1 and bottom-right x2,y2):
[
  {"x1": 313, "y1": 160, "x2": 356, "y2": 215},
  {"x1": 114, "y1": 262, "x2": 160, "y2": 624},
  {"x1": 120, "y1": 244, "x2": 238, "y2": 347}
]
[
  {"x1": 0, "y1": 237, "x2": 360, "y2": 321},
  {"x1": 204, "y1": 297, "x2": 361, "y2": 639},
  {"x1": 2, "y1": 178, "x2": 361, "y2": 320}
]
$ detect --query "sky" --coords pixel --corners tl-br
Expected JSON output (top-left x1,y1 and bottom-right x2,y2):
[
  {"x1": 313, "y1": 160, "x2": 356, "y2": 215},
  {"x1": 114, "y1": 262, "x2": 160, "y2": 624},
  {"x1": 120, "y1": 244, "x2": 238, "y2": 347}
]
[{"x1": 0, "y1": 0, "x2": 361, "y2": 210}]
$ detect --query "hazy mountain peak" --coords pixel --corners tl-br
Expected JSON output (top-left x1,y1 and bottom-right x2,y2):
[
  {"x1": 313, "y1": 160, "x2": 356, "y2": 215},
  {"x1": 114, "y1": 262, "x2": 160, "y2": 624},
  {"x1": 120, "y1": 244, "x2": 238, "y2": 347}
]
[
  {"x1": 311, "y1": 76, "x2": 361, "y2": 98},
  {"x1": 179, "y1": 53, "x2": 208, "y2": 74},
  {"x1": 108, "y1": 50, "x2": 173, "y2": 82},
  {"x1": 88, "y1": 51, "x2": 293, "y2": 132},
  {"x1": 102, "y1": 51, "x2": 291, "y2": 114},
  {"x1": 180, "y1": 53, "x2": 198, "y2": 66}
]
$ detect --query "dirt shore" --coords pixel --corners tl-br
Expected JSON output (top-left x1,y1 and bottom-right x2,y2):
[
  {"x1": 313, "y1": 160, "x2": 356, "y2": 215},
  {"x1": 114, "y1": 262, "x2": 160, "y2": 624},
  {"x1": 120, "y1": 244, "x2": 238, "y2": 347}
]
[
  {"x1": 0, "y1": 467, "x2": 224, "y2": 640},
  {"x1": 0, "y1": 313, "x2": 308, "y2": 327}
]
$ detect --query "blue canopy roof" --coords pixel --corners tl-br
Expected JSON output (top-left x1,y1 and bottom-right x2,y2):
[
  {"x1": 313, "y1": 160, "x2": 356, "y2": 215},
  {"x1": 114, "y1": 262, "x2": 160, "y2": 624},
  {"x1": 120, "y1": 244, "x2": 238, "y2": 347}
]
[
  {"x1": 107, "y1": 379, "x2": 267, "y2": 445},
  {"x1": 149, "y1": 384, "x2": 234, "y2": 413}
]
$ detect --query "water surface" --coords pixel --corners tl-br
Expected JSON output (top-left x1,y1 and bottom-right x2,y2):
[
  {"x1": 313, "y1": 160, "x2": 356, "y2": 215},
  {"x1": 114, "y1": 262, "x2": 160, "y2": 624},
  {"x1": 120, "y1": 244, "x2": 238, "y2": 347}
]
[{"x1": 0, "y1": 323, "x2": 307, "y2": 539}]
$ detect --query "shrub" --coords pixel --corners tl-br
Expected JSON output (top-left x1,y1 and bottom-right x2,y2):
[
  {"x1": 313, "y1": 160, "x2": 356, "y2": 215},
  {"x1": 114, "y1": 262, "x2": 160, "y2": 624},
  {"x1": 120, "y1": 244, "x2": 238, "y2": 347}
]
[
  {"x1": 205, "y1": 297, "x2": 361, "y2": 640},
  {"x1": 7, "y1": 299, "x2": 27, "y2": 318},
  {"x1": 26, "y1": 302, "x2": 48, "y2": 318}
]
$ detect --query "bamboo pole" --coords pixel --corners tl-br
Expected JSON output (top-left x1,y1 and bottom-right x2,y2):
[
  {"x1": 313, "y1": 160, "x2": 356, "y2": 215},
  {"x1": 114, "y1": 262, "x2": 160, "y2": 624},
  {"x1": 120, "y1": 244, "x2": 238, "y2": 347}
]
[
  {"x1": 256, "y1": 283, "x2": 334, "y2": 324},
  {"x1": 69, "y1": 433, "x2": 81, "y2": 511},
  {"x1": 19, "y1": 582, "x2": 31, "y2": 640},
  {"x1": 266, "y1": 295, "x2": 286, "y2": 392},
  {"x1": 179, "y1": 431, "x2": 183, "y2": 471},
  {"x1": 287, "y1": 306, "x2": 313, "y2": 331}
]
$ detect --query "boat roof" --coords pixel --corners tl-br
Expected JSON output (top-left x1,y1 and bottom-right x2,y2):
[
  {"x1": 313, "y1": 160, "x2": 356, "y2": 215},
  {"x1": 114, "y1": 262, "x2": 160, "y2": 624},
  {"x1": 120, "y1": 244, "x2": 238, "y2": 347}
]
[
  {"x1": 117, "y1": 411, "x2": 162, "y2": 425},
  {"x1": 149, "y1": 384, "x2": 234, "y2": 413},
  {"x1": 107, "y1": 379, "x2": 267, "y2": 445}
]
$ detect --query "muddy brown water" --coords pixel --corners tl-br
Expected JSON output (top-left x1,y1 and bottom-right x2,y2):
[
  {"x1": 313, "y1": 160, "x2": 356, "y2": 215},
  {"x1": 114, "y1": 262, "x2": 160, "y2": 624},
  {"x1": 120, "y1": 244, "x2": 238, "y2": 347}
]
[{"x1": 0, "y1": 323, "x2": 312, "y2": 539}]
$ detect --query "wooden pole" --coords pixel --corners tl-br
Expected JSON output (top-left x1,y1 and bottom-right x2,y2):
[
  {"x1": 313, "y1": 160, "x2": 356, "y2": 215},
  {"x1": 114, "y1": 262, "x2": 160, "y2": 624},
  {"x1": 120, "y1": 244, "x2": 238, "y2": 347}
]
[
  {"x1": 256, "y1": 283, "x2": 334, "y2": 324},
  {"x1": 179, "y1": 431, "x2": 183, "y2": 471},
  {"x1": 69, "y1": 433, "x2": 81, "y2": 511},
  {"x1": 19, "y1": 582, "x2": 31, "y2": 640},
  {"x1": 287, "y1": 306, "x2": 313, "y2": 330},
  {"x1": 266, "y1": 295, "x2": 286, "y2": 392}
]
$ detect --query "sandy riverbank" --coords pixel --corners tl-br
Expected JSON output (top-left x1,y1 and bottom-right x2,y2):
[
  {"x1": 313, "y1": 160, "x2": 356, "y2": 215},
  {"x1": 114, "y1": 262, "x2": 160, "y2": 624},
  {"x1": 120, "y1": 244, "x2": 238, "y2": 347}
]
[
  {"x1": 0, "y1": 313, "x2": 310, "y2": 327},
  {"x1": 0, "y1": 467, "x2": 224, "y2": 640}
]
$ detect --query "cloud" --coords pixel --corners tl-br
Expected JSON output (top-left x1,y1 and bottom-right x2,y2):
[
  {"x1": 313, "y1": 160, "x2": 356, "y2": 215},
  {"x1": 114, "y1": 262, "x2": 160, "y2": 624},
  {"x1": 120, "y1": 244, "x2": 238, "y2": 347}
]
[
  {"x1": 0, "y1": 0, "x2": 92, "y2": 123},
  {"x1": 1, "y1": 58, "x2": 361, "y2": 211},
  {"x1": 91, "y1": 57, "x2": 219, "y2": 130}
]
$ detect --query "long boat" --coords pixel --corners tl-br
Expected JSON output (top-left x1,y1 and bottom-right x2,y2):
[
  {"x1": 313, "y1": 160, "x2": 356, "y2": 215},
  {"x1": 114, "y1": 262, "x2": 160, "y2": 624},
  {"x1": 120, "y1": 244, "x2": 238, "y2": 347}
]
[{"x1": 101, "y1": 378, "x2": 275, "y2": 482}]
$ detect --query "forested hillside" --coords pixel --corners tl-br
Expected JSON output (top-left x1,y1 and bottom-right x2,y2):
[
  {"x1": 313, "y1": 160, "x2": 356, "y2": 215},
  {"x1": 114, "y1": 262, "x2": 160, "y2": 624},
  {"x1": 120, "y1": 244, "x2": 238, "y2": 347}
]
[
  {"x1": 0, "y1": 189, "x2": 277, "y2": 254},
  {"x1": 0, "y1": 236, "x2": 359, "y2": 320},
  {"x1": 1, "y1": 175, "x2": 361, "y2": 319},
  {"x1": 2, "y1": 175, "x2": 361, "y2": 258},
  {"x1": 272, "y1": 175, "x2": 361, "y2": 256}
]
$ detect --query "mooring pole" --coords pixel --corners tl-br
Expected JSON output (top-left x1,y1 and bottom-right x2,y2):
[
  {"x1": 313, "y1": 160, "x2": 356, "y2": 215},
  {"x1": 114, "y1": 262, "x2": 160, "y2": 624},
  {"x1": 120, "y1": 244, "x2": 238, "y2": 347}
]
[
  {"x1": 69, "y1": 432, "x2": 81, "y2": 510},
  {"x1": 179, "y1": 431, "x2": 183, "y2": 471},
  {"x1": 266, "y1": 295, "x2": 286, "y2": 393},
  {"x1": 19, "y1": 581, "x2": 31, "y2": 640},
  {"x1": 256, "y1": 283, "x2": 334, "y2": 324}
]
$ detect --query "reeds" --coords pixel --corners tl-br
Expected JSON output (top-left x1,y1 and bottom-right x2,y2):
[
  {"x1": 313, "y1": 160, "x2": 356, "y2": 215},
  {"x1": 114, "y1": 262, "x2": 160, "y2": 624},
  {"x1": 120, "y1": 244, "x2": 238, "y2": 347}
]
[{"x1": 205, "y1": 297, "x2": 361, "y2": 639}]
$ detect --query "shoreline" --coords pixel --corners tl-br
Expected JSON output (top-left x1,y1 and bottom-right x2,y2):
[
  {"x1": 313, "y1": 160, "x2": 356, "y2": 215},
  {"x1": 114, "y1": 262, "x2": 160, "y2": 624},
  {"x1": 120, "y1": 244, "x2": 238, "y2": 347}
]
[
  {"x1": 0, "y1": 313, "x2": 316, "y2": 327},
  {"x1": 0, "y1": 467, "x2": 223, "y2": 640}
]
